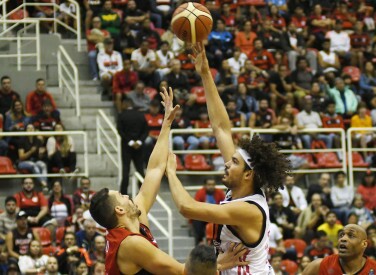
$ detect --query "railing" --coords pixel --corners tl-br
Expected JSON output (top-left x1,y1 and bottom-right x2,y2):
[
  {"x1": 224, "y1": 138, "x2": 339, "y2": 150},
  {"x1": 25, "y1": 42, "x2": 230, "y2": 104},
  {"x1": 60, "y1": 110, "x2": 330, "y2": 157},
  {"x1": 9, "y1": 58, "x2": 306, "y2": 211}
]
[
  {"x1": 96, "y1": 109, "x2": 122, "y2": 188},
  {"x1": 0, "y1": 19, "x2": 40, "y2": 71},
  {"x1": 57, "y1": 45, "x2": 80, "y2": 117},
  {"x1": 347, "y1": 127, "x2": 376, "y2": 187},
  {"x1": 132, "y1": 172, "x2": 173, "y2": 256},
  {"x1": 0, "y1": 131, "x2": 88, "y2": 179},
  {"x1": 1, "y1": 0, "x2": 82, "y2": 51}
]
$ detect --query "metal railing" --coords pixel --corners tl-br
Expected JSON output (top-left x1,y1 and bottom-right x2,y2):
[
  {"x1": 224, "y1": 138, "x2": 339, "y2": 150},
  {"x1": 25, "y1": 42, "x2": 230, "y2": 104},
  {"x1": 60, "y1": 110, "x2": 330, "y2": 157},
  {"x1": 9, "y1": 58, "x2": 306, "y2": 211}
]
[
  {"x1": 0, "y1": 19, "x2": 40, "y2": 71},
  {"x1": 58, "y1": 45, "x2": 80, "y2": 117},
  {"x1": 0, "y1": 131, "x2": 88, "y2": 179},
  {"x1": 1, "y1": 0, "x2": 82, "y2": 51},
  {"x1": 96, "y1": 109, "x2": 122, "y2": 188},
  {"x1": 347, "y1": 127, "x2": 376, "y2": 187},
  {"x1": 132, "y1": 172, "x2": 173, "y2": 256}
]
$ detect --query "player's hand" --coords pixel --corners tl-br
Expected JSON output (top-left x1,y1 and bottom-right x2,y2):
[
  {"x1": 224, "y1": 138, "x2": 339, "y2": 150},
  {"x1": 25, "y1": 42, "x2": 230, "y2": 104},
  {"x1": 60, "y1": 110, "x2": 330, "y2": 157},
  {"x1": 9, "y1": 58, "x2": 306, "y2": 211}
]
[
  {"x1": 217, "y1": 242, "x2": 250, "y2": 271},
  {"x1": 160, "y1": 87, "x2": 180, "y2": 123},
  {"x1": 166, "y1": 151, "x2": 177, "y2": 174},
  {"x1": 189, "y1": 42, "x2": 210, "y2": 76}
]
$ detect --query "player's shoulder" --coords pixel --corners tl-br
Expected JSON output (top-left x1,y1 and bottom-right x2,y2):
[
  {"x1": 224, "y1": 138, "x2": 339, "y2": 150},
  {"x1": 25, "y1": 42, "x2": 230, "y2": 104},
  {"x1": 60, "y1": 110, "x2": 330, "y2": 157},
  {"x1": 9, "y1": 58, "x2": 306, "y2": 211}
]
[{"x1": 302, "y1": 258, "x2": 324, "y2": 275}]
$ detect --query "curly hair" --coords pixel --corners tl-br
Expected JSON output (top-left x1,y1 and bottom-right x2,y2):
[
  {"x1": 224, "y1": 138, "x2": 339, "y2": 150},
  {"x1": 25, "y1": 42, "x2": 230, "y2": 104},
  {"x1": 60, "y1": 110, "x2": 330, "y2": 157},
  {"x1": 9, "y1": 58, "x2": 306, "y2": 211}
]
[{"x1": 238, "y1": 135, "x2": 291, "y2": 192}]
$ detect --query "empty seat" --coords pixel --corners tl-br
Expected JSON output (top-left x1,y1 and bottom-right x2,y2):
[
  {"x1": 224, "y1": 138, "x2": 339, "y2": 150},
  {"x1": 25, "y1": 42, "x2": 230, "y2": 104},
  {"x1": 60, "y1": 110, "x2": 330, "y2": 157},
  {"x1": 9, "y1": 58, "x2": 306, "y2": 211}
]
[
  {"x1": 190, "y1": 86, "x2": 206, "y2": 104},
  {"x1": 283, "y1": 239, "x2": 307, "y2": 258},
  {"x1": 343, "y1": 66, "x2": 361, "y2": 82},
  {"x1": 351, "y1": 152, "x2": 369, "y2": 167},
  {"x1": 316, "y1": 152, "x2": 342, "y2": 168},
  {"x1": 184, "y1": 154, "x2": 212, "y2": 171},
  {"x1": 0, "y1": 157, "x2": 17, "y2": 174},
  {"x1": 296, "y1": 154, "x2": 319, "y2": 169},
  {"x1": 33, "y1": 227, "x2": 51, "y2": 247},
  {"x1": 281, "y1": 259, "x2": 298, "y2": 275},
  {"x1": 144, "y1": 87, "x2": 158, "y2": 100},
  {"x1": 55, "y1": 226, "x2": 66, "y2": 245}
]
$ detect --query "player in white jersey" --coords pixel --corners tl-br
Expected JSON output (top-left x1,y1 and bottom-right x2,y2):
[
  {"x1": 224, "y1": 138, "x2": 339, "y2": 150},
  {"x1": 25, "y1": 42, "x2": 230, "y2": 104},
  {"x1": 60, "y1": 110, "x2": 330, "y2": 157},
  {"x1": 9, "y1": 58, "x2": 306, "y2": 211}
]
[{"x1": 165, "y1": 43, "x2": 291, "y2": 275}]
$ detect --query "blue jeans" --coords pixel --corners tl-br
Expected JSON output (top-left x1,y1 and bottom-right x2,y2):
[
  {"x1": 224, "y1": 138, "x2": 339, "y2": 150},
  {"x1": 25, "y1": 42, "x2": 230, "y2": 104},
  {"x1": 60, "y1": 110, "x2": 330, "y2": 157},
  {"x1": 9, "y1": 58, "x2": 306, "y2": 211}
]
[
  {"x1": 88, "y1": 50, "x2": 98, "y2": 79},
  {"x1": 187, "y1": 136, "x2": 213, "y2": 150},
  {"x1": 0, "y1": 139, "x2": 8, "y2": 156},
  {"x1": 18, "y1": 160, "x2": 47, "y2": 183},
  {"x1": 173, "y1": 136, "x2": 185, "y2": 150}
]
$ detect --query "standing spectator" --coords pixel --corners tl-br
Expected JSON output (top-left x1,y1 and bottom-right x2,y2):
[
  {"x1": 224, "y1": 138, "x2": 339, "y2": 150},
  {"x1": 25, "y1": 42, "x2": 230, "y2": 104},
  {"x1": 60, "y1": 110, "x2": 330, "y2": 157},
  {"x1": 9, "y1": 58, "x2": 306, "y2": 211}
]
[
  {"x1": 73, "y1": 177, "x2": 95, "y2": 210},
  {"x1": 357, "y1": 171, "x2": 376, "y2": 211},
  {"x1": 75, "y1": 219, "x2": 99, "y2": 253},
  {"x1": 0, "y1": 196, "x2": 17, "y2": 240},
  {"x1": 18, "y1": 240, "x2": 49, "y2": 274},
  {"x1": 4, "y1": 99, "x2": 31, "y2": 132},
  {"x1": 48, "y1": 180, "x2": 73, "y2": 227},
  {"x1": 318, "y1": 39, "x2": 341, "y2": 74},
  {"x1": 248, "y1": 39, "x2": 276, "y2": 72},
  {"x1": 156, "y1": 41, "x2": 174, "y2": 79},
  {"x1": 99, "y1": 1, "x2": 121, "y2": 51},
  {"x1": 32, "y1": 99, "x2": 61, "y2": 132},
  {"x1": 327, "y1": 77, "x2": 358, "y2": 118},
  {"x1": 279, "y1": 175, "x2": 308, "y2": 216},
  {"x1": 331, "y1": 171, "x2": 354, "y2": 224},
  {"x1": 325, "y1": 19, "x2": 351, "y2": 64},
  {"x1": 317, "y1": 211, "x2": 343, "y2": 247},
  {"x1": 306, "y1": 173, "x2": 333, "y2": 207},
  {"x1": 83, "y1": 0, "x2": 104, "y2": 31},
  {"x1": 97, "y1": 38, "x2": 123, "y2": 95},
  {"x1": 144, "y1": 100, "x2": 164, "y2": 163},
  {"x1": 89, "y1": 235, "x2": 106, "y2": 263},
  {"x1": 131, "y1": 40, "x2": 160, "y2": 88},
  {"x1": 135, "y1": 18, "x2": 161, "y2": 50},
  {"x1": 127, "y1": 81, "x2": 151, "y2": 112},
  {"x1": 46, "y1": 123, "x2": 77, "y2": 173},
  {"x1": 359, "y1": 61, "x2": 376, "y2": 100},
  {"x1": 0, "y1": 76, "x2": 20, "y2": 117},
  {"x1": 13, "y1": 178, "x2": 57, "y2": 232},
  {"x1": 117, "y1": 97, "x2": 148, "y2": 195},
  {"x1": 163, "y1": 59, "x2": 190, "y2": 101},
  {"x1": 5, "y1": 211, "x2": 38, "y2": 260},
  {"x1": 86, "y1": 17, "x2": 110, "y2": 81},
  {"x1": 304, "y1": 231, "x2": 334, "y2": 260},
  {"x1": 234, "y1": 21, "x2": 257, "y2": 57},
  {"x1": 25, "y1": 79, "x2": 57, "y2": 116},
  {"x1": 192, "y1": 178, "x2": 225, "y2": 245}
]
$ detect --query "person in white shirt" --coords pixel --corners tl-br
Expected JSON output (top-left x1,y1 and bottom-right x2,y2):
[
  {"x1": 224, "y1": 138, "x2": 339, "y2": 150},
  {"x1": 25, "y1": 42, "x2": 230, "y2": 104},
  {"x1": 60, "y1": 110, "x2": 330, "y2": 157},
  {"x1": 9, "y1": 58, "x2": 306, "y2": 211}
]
[
  {"x1": 227, "y1": 47, "x2": 248, "y2": 76},
  {"x1": 18, "y1": 240, "x2": 49, "y2": 274},
  {"x1": 331, "y1": 171, "x2": 354, "y2": 224},
  {"x1": 279, "y1": 175, "x2": 307, "y2": 216},
  {"x1": 325, "y1": 19, "x2": 351, "y2": 62},
  {"x1": 156, "y1": 41, "x2": 174, "y2": 78}
]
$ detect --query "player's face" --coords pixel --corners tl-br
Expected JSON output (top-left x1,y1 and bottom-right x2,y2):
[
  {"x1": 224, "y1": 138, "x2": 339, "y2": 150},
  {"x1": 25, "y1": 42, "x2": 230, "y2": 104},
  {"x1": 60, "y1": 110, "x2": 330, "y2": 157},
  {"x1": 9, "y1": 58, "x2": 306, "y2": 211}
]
[
  {"x1": 111, "y1": 191, "x2": 141, "y2": 218},
  {"x1": 223, "y1": 152, "x2": 248, "y2": 188},
  {"x1": 338, "y1": 226, "x2": 367, "y2": 258}
]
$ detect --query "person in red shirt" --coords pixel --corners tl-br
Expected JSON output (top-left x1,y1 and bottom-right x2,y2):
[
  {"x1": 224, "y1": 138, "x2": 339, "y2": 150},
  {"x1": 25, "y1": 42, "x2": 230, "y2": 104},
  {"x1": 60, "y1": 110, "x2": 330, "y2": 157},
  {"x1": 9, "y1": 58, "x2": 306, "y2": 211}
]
[
  {"x1": 308, "y1": 4, "x2": 334, "y2": 48},
  {"x1": 73, "y1": 177, "x2": 96, "y2": 210},
  {"x1": 303, "y1": 224, "x2": 376, "y2": 274},
  {"x1": 357, "y1": 170, "x2": 376, "y2": 211},
  {"x1": 25, "y1": 78, "x2": 57, "y2": 116},
  {"x1": 350, "y1": 21, "x2": 370, "y2": 69},
  {"x1": 321, "y1": 100, "x2": 344, "y2": 149},
  {"x1": 291, "y1": 5, "x2": 308, "y2": 38},
  {"x1": 248, "y1": 39, "x2": 276, "y2": 72}
]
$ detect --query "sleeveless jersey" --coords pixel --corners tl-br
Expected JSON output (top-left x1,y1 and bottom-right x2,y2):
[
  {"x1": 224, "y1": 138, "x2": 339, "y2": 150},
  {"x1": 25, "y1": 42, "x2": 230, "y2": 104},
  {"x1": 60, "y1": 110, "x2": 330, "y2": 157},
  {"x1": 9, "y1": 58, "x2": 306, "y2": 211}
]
[
  {"x1": 319, "y1": 254, "x2": 376, "y2": 275},
  {"x1": 12, "y1": 228, "x2": 34, "y2": 256},
  {"x1": 214, "y1": 189, "x2": 274, "y2": 275},
  {"x1": 105, "y1": 224, "x2": 158, "y2": 275}
]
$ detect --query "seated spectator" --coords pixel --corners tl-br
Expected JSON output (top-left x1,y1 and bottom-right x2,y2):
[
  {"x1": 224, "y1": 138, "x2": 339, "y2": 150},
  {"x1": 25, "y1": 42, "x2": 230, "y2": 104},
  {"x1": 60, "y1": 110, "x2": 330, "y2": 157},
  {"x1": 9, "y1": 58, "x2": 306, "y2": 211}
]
[
  {"x1": 192, "y1": 178, "x2": 225, "y2": 245},
  {"x1": 86, "y1": 17, "x2": 110, "y2": 80},
  {"x1": 123, "y1": 0, "x2": 148, "y2": 32},
  {"x1": 89, "y1": 235, "x2": 105, "y2": 263},
  {"x1": 127, "y1": 81, "x2": 151, "y2": 112},
  {"x1": 156, "y1": 41, "x2": 174, "y2": 79},
  {"x1": 0, "y1": 196, "x2": 17, "y2": 240},
  {"x1": 269, "y1": 222, "x2": 286, "y2": 255},
  {"x1": 32, "y1": 99, "x2": 61, "y2": 131},
  {"x1": 160, "y1": 27, "x2": 185, "y2": 56},
  {"x1": 131, "y1": 40, "x2": 160, "y2": 88},
  {"x1": 226, "y1": 99, "x2": 246, "y2": 128},
  {"x1": 188, "y1": 109, "x2": 214, "y2": 152},
  {"x1": 0, "y1": 238, "x2": 7, "y2": 274},
  {"x1": 365, "y1": 225, "x2": 376, "y2": 258},
  {"x1": 97, "y1": 38, "x2": 123, "y2": 95},
  {"x1": 58, "y1": 0, "x2": 77, "y2": 33},
  {"x1": 0, "y1": 114, "x2": 7, "y2": 156},
  {"x1": 321, "y1": 99, "x2": 345, "y2": 149},
  {"x1": 351, "y1": 103, "x2": 374, "y2": 158},
  {"x1": 25, "y1": 79, "x2": 57, "y2": 116},
  {"x1": 227, "y1": 47, "x2": 248, "y2": 77},
  {"x1": 207, "y1": 19, "x2": 233, "y2": 69},
  {"x1": 291, "y1": 5, "x2": 308, "y2": 38},
  {"x1": 4, "y1": 99, "x2": 31, "y2": 133},
  {"x1": 248, "y1": 39, "x2": 276, "y2": 72},
  {"x1": 297, "y1": 255, "x2": 313, "y2": 275},
  {"x1": 34, "y1": 0, "x2": 55, "y2": 33},
  {"x1": 270, "y1": 253, "x2": 288, "y2": 275},
  {"x1": 91, "y1": 260, "x2": 105, "y2": 275},
  {"x1": 18, "y1": 240, "x2": 49, "y2": 274},
  {"x1": 269, "y1": 192, "x2": 296, "y2": 239},
  {"x1": 46, "y1": 123, "x2": 77, "y2": 174},
  {"x1": 332, "y1": 1, "x2": 356, "y2": 30},
  {"x1": 325, "y1": 19, "x2": 351, "y2": 65},
  {"x1": 73, "y1": 259, "x2": 90, "y2": 275},
  {"x1": 318, "y1": 39, "x2": 341, "y2": 74},
  {"x1": 56, "y1": 232, "x2": 92, "y2": 274},
  {"x1": 350, "y1": 194, "x2": 374, "y2": 227},
  {"x1": 331, "y1": 171, "x2": 354, "y2": 224},
  {"x1": 17, "y1": 124, "x2": 48, "y2": 190},
  {"x1": 317, "y1": 211, "x2": 343, "y2": 248},
  {"x1": 249, "y1": 98, "x2": 276, "y2": 142},
  {"x1": 83, "y1": 0, "x2": 104, "y2": 31},
  {"x1": 234, "y1": 20, "x2": 257, "y2": 57},
  {"x1": 306, "y1": 173, "x2": 333, "y2": 207},
  {"x1": 240, "y1": 5, "x2": 262, "y2": 32},
  {"x1": 359, "y1": 61, "x2": 376, "y2": 101},
  {"x1": 310, "y1": 82, "x2": 327, "y2": 115},
  {"x1": 73, "y1": 177, "x2": 95, "y2": 210},
  {"x1": 66, "y1": 206, "x2": 85, "y2": 233},
  {"x1": 13, "y1": 178, "x2": 57, "y2": 232},
  {"x1": 309, "y1": 4, "x2": 334, "y2": 49},
  {"x1": 237, "y1": 60, "x2": 267, "y2": 102},
  {"x1": 267, "y1": 4, "x2": 286, "y2": 31},
  {"x1": 350, "y1": 21, "x2": 369, "y2": 70},
  {"x1": 304, "y1": 230, "x2": 334, "y2": 260},
  {"x1": 357, "y1": 170, "x2": 376, "y2": 211},
  {"x1": 235, "y1": 83, "x2": 258, "y2": 123},
  {"x1": 257, "y1": 19, "x2": 286, "y2": 52},
  {"x1": 144, "y1": 99, "x2": 164, "y2": 162},
  {"x1": 135, "y1": 18, "x2": 161, "y2": 50},
  {"x1": 5, "y1": 211, "x2": 38, "y2": 260},
  {"x1": 170, "y1": 106, "x2": 191, "y2": 154},
  {"x1": 279, "y1": 175, "x2": 308, "y2": 216},
  {"x1": 134, "y1": 0, "x2": 163, "y2": 29},
  {"x1": 215, "y1": 60, "x2": 237, "y2": 100},
  {"x1": 45, "y1": 256, "x2": 60, "y2": 275},
  {"x1": 48, "y1": 180, "x2": 74, "y2": 227},
  {"x1": 0, "y1": 76, "x2": 20, "y2": 117},
  {"x1": 220, "y1": 3, "x2": 236, "y2": 32},
  {"x1": 291, "y1": 57, "x2": 315, "y2": 108},
  {"x1": 99, "y1": 1, "x2": 121, "y2": 50},
  {"x1": 163, "y1": 59, "x2": 190, "y2": 103},
  {"x1": 75, "y1": 219, "x2": 99, "y2": 253},
  {"x1": 269, "y1": 64, "x2": 293, "y2": 111}
]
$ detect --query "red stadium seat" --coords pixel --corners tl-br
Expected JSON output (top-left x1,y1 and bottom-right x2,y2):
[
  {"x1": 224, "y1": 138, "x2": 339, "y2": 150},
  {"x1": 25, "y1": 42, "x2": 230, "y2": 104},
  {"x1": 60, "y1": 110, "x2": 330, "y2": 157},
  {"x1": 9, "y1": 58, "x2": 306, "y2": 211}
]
[
  {"x1": 185, "y1": 154, "x2": 212, "y2": 171},
  {"x1": 237, "y1": 0, "x2": 266, "y2": 6},
  {"x1": 343, "y1": 66, "x2": 361, "y2": 82},
  {"x1": 144, "y1": 87, "x2": 158, "y2": 100},
  {"x1": 8, "y1": 9, "x2": 28, "y2": 20},
  {"x1": 190, "y1": 86, "x2": 206, "y2": 104},
  {"x1": 350, "y1": 152, "x2": 369, "y2": 168},
  {"x1": 176, "y1": 156, "x2": 185, "y2": 171},
  {"x1": 33, "y1": 227, "x2": 51, "y2": 247},
  {"x1": 296, "y1": 154, "x2": 319, "y2": 169},
  {"x1": 210, "y1": 68, "x2": 218, "y2": 81},
  {"x1": 154, "y1": 28, "x2": 166, "y2": 36},
  {"x1": 112, "y1": 0, "x2": 128, "y2": 4},
  {"x1": 42, "y1": 245, "x2": 58, "y2": 256},
  {"x1": 283, "y1": 239, "x2": 307, "y2": 258},
  {"x1": 0, "y1": 157, "x2": 17, "y2": 174},
  {"x1": 55, "y1": 226, "x2": 66, "y2": 245},
  {"x1": 281, "y1": 260, "x2": 299, "y2": 275},
  {"x1": 316, "y1": 152, "x2": 342, "y2": 168}
]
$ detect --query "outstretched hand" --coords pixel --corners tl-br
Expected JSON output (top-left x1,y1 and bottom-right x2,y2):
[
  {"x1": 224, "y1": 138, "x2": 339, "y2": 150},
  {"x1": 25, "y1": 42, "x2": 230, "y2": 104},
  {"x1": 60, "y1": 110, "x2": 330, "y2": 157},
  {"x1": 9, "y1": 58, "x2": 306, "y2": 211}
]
[
  {"x1": 188, "y1": 42, "x2": 211, "y2": 76},
  {"x1": 217, "y1": 243, "x2": 250, "y2": 271},
  {"x1": 160, "y1": 87, "x2": 180, "y2": 123},
  {"x1": 166, "y1": 151, "x2": 177, "y2": 175}
]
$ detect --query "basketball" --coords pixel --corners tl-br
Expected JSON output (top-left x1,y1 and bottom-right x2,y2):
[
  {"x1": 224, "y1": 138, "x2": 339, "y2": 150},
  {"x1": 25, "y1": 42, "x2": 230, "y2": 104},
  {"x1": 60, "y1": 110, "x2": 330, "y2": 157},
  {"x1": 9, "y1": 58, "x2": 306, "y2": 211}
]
[{"x1": 171, "y1": 2, "x2": 213, "y2": 43}]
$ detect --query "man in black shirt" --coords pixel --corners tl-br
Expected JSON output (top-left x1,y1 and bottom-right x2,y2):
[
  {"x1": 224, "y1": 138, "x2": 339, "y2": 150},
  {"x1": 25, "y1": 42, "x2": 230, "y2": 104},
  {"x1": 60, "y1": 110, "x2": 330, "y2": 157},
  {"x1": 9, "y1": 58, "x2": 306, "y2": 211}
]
[
  {"x1": 269, "y1": 64, "x2": 293, "y2": 111},
  {"x1": 0, "y1": 76, "x2": 20, "y2": 117}
]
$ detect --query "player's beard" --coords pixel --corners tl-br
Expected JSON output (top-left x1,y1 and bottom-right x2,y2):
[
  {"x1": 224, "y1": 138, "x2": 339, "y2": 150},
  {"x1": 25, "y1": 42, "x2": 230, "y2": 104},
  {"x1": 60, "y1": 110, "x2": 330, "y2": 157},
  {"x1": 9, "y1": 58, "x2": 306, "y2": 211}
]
[{"x1": 129, "y1": 205, "x2": 142, "y2": 219}]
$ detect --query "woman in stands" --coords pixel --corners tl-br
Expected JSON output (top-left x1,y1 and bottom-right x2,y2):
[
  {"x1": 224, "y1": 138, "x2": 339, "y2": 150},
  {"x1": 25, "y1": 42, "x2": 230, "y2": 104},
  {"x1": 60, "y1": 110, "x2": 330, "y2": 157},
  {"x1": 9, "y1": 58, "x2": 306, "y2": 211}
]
[
  {"x1": 4, "y1": 99, "x2": 31, "y2": 132},
  {"x1": 357, "y1": 170, "x2": 376, "y2": 211},
  {"x1": 48, "y1": 180, "x2": 74, "y2": 227},
  {"x1": 18, "y1": 240, "x2": 49, "y2": 274}
]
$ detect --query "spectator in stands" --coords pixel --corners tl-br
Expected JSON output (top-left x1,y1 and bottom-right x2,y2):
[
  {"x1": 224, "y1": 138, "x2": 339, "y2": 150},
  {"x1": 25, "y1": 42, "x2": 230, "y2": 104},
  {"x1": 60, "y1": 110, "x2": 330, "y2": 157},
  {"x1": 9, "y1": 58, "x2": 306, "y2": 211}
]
[
  {"x1": 91, "y1": 260, "x2": 105, "y2": 275},
  {"x1": 75, "y1": 219, "x2": 99, "y2": 253},
  {"x1": 310, "y1": 82, "x2": 327, "y2": 114},
  {"x1": 5, "y1": 210, "x2": 38, "y2": 260},
  {"x1": 163, "y1": 59, "x2": 190, "y2": 102},
  {"x1": 17, "y1": 124, "x2": 48, "y2": 190},
  {"x1": 13, "y1": 178, "x2": 57, "y2": 232},
  {"x1": 0, "y1": 114, "x2": 6, "y2": 156},
  {"x1": 192, "y1": 178, "x2": 225, "y2": 245},
  {"x1": 237, "y1": 60, "x2": 267, "y2": 102},
  {"x1": 325, "y1": 19, "x2": 351, "y2": 64},
  {"x1": 123, "y1": 0, "x2": 148, "y2": 32},
  {"x1": 269, "y1": 64, "x2": 293, "y2": 111},
  {"x1": 317, "y1": 211, "x2": 343, "y2": 247},
  {"x1": 270, "y1": 253, "x2": 288, "y2": 275},
  {"x1": 365, "y1": 225, "x2": 376, "y2": 258},
  {"x1": 291, "y1": 57, "x2": 315, "y2": 108},
  {"x1": 25, "y1": 79, "x2": 57, "y2": 116},
  {"x1": 297, "y1": 193, "x2": 329, "y2": 243},
  {"x1": 248, "y1": 98, "x2": 276, "y2": 142},
  {"x1": 350, "y1": 21, "x2": 369, "y2": 70},
  {"x1": 269, "y1": 192, "x2": 296, "y2": 239},
  {"x1": 0, "y1": 238, "x2": 7, "y2": 274},
  {"x1": 47, "y1": 123, "x2": 77, "y2": 174},
  {"x1": 327, "y1": 77, "x2": 358, "y2": 118},
  {"x1": 73, "y1": 260, "x2": 90, "y2": 275},
  {"x1": 207, "y1": 19, "x2": 233, "y2": 69},
  {"x1": 83, "y1": 0, "x2": 104, "y2": 31},
  {"x1": 0, "y1": 76, "x2": 20, "y2": 117},
  {"x1": 321, "y1": 99, "x2": 345, "y2": 150},
  {"x1": 131, "y1": 40, "x2": 160, "y2": 88},
  {"x1": 227, "y1": 47, "x2": 248, "y2": 77},
  {"x1": 215, "y1": 60, "x2": 237, "y2": 101},
  {"x1": 360, "y1": 61, "x2": 376, "y2": 101},
  {"x1": 189, "y1": 108, "x2": 214, "y2": 152},
  {"x1": 99, "y1": 1, "x2": 121, "y2": 51},
  {"x1": 331, "y1": 171, "x2": 354, "y2": 224},
  {"x1": 170, "y1": 106, "x2": 191, "y2": 155},
  {"x1": 97, "y1": 38, "x2": 123, "y2": 96},
  {"x1": 269, "y1": 222, "x2": 286, "y2": 255},
  {"x1": 18, "y1": 239, "x2": 49, "y2": 274},
  {"x1": 279, "y1": 175, "x2": 308, "y2": 216},
  {"x1": 135, "y1": 0, "x2": 163, "y2": 29},
  {"x1": 220, "y1": 3, "x2": 236, "y2": 32},
  {"x1": 144, "y1": 99, "x2": 164, "y2": 162},
  {"x1": 257, "y1": 19, "x2": 286, "y2": 52},
  {"x1": 127, "y1": 81, "x2": 151, "y2": 112},
  {"x1": 32, "y1": 99, "x2": 61, "y2": 132},
  {"x1": 226, "y1": 99, "x2": 246, "y2": 128},
  {"x1": 86, "y1": 17, "x2": 110, "y2": 81},
  {"x1": 45, "y1": 256, "x2": 59, "y2": 275},
  {"x1": 248, "y1": 39, "x2": 277, "y2": 74},
  {"x1": 357, "y1": 170, "x2": 376, "y2": 211},
  {"x1": 4, "y1": 99, "x2": 31, "y2": 132},
  {"x1": 350, "y1": 194, "x2": 374, "y2": 227},
  {"x1": 58, "y1": 0, "x2": 76, "y2": 33},
  {"x1": 48, "y1": 180, "x2": 73, "y2": 227},
  {"x1": 56, "y1": 231, "x2": 92, "y2": 274},
  {"x1": 309, "y1": 4, "x2": 333, "y2": 49},
  {"x1": 235, "y1": 83, "x2": 258, "y2": 124},
  {"x1": 297, "y1": 255, "x2": 312, "y2": 275},
  {"x1": 66, "y1": 206, "x2": 85, "y2": 233},
  {"x1": 234, "y1": 21, "x2": 257, "y2": 58},
  {"x1": 291, "y1": 5, "x2": 308, "y2": 37},
  {"x1": 89, "y1": 235, "x2": 105, "y2": 263},
  {"x1": 135, "y1": 18, "x2": 161, "y2": 50},
  {"x1": 304, "y1": 230, "x2": 334, "y2": 260},
  {"x1": 156, "y1": 41, "x2": 174, "y2": 79},
  {"x1": 306, "y1": 173, "x2": 333, "y2": 207},
  {"x1": 0, "y1": 196, "x2": 17, "y2": 240},
  {"x1": 73, "y1": 177, "x2": 95, "y2": 210}
]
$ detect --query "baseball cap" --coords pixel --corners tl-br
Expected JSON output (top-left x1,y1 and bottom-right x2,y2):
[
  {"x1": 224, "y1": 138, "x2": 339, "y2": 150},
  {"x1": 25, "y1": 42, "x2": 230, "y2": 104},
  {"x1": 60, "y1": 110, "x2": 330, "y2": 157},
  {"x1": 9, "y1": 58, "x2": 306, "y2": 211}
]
[{"x1": 16, "y1": 211, "x2": 28, "y2": 220}]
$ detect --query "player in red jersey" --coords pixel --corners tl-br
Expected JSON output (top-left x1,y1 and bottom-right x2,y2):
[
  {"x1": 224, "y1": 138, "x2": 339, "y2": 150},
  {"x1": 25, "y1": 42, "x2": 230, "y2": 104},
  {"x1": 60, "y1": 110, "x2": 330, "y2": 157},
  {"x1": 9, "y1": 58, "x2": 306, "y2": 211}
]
[{"x1": 303, "y1": 224, "x2": 376, "y2": 274}]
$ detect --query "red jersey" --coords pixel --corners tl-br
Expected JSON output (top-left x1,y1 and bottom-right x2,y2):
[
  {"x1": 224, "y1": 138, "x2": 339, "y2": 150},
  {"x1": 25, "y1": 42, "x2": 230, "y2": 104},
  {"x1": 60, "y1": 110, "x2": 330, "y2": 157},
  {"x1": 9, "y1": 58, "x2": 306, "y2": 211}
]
[
  {"x1": 106, "y1": 224, "x2": 158, "y2": 275},
  {"x1": 25, "y1": 91, "x2": 57, "y2": 115},
  {"x1": 248, "y1": 50, "x2": 276, "y2": 71},
  {"x1": 14, "y1": 191, "x2": 48, "y2": 209},
  {"x1": 112, "y1": 70, "x2": 138, "y2": 94},
  {"x1": 319, "y1": 254, "x2": 376, "y2": 275}
]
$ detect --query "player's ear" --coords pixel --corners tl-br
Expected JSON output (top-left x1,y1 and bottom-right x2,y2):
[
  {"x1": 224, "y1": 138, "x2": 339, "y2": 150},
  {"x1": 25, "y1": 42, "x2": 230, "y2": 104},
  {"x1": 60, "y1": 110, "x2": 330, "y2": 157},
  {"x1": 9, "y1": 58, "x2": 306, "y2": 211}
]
[
  {"x1": 114, "y1": 206, "x2": 125, "y2": 215},
  {"x1": 244, "y1": 169, "x2": 254, "y2": 180}
]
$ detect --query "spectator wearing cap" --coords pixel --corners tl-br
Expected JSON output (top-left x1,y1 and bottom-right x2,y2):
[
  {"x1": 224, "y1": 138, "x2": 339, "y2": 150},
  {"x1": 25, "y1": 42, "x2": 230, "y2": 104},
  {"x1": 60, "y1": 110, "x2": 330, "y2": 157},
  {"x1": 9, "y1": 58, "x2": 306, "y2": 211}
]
[
  {"x1": 25, "y1": 78, "x2": 57, "y2": 116},
  {"x1": 325, "y1": 19, "x2": 351, "y2": 65},
  {"x1": 97, "y1": 37, "x2": 123, "y2": 95},
  {"x1": 327, "y1": 77, "x2": 358, "y2": 119},
  {"x1": 0, "y1": 197, "x2": 17, "y2": 240},
  {"x1": 0, "y1": 76, "x2": 20, "y2": 117},
  {"x1": 99, "y1": 1, "x2": 121, "y2": 51},
  {"x1": 5, "y1": 210, "x2": 39, "y2": 260},
  {"x1": 357, "y1": 170, "x2": 376, "y2": 211},
  {"x1": 32, "y1": 99, "x2": 61, "y2": 131}
]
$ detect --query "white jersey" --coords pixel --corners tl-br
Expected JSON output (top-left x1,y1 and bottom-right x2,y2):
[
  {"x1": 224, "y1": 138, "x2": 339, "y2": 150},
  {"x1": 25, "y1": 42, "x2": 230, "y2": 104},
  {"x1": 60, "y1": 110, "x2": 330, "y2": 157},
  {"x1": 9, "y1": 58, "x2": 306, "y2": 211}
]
[{"x1": 214, "y1": 189, "x2": 274, "y2": 275}]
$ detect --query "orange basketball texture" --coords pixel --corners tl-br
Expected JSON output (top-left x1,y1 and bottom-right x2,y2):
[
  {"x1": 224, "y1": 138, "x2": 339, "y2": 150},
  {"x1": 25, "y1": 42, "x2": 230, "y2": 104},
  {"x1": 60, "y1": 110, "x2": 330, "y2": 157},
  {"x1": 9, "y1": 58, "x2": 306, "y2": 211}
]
[{"x1": 171, "y1": 2, "x2": 213, "y2": 43}]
